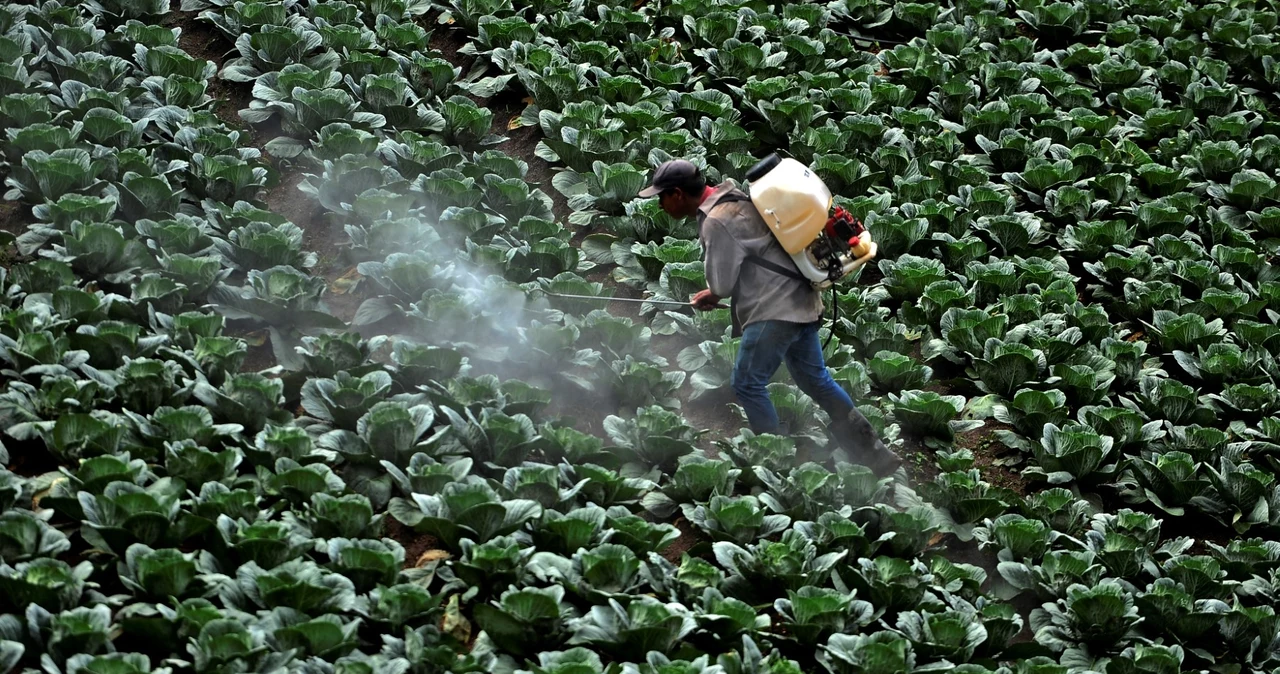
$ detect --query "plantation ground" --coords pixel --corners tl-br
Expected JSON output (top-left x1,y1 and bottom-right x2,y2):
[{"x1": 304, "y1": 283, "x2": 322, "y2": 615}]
[{"x1": 2, "y1": 0, "x2": 1280, "y2": 673}]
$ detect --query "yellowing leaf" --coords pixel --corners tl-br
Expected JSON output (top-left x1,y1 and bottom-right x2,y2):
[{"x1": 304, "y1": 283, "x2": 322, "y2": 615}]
[
  {"x1": 32, "y1": 476, "x2": 66, "y2": 510},
  {"x1": 329, "y1": 266, "x2": 362, "y2": 295},
  {"x1": 416, "y1": 549, "x2": 451, "y2": 567},
  {"x1": 441, "y1": 594, "x2": 471, "y2": 644}
]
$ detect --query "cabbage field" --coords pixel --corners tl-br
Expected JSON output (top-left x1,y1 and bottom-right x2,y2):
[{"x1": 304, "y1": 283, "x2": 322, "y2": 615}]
[{"x1": 3, "y1": 0, "x2": 1280, "y2": 671}]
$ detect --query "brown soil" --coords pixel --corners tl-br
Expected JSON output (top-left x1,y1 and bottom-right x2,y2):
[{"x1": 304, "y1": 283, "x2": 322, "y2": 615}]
[
  {"x1": 262, "y1": 170, "x2": 324, "y2": 232},
  {"x1": 6, "y1": 442, "x2": 60, "y2": 479},
  {"x1": 167, "y1": 5, "x2": 227, "y2": 63},
  {"x1": 856, "y1": 263, "x2": 884, "y2": 288},
  {"x1": 899, "y1": 435, "x2": 940, "y2": 486},
  {"x1": 1183, "y1": 528, "x2": 1241, "y2": 556},
  {"x1": 385, "y1": 518, "x2": 447, "y2": 568},
  {"x1": 681, "y1": 388, "x2": 742, "y2": 453},
  {"x1": 169, "y1": 9, "x2": 253, "y2": 136},
  {"x1": 660, "y1": 515, "x2": 707, "y2": 564},
  {"x1": 0, "y1": 201, "x2": 30, "y2": 238},
  {"x1": 955, "y1": 422, "x2": 1029, "y2": 495},
  {"x1": 551, "y1": 402, "x2": 608, "y2": 436},
  {"x1": 207, "y1": 78, "x2": 257, "y2": 141},
  {"x1": 542, "y1": 376, "x2": 620, "y2": 437},
  {"x1": 921, "y1": 379, "x2": 953, "y2": 395},
  {"x1": 428, "y1": 24, "x2": 476, "y2": 74},
  {"x1": 232, "y1": 330, "x2": 277, "y2": 373},
  {"x1": 0, "y1": 201, "x2": 27, "y2": 270}
]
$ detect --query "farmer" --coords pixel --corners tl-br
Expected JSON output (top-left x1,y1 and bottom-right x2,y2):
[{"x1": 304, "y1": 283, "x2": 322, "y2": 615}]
[{"x1": 639, "y1": 158, "x2": 903, "y2": 476}]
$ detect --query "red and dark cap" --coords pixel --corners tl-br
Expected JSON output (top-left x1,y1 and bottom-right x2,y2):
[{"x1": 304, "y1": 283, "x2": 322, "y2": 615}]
[{"x1": 638, "y1": 159, "x2": 701, "y2": 198}]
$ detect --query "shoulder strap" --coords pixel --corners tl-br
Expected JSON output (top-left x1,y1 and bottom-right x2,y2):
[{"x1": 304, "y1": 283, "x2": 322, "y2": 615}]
[
  {"x1": 745, "y1": 254, "x2": 807, "y2": 282},
  {"x1": 708, "y1": 192, "x2": 810, "y2": 283}
]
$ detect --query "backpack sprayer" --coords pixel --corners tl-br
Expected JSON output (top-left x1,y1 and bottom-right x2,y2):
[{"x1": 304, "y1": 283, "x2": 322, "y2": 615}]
[{"x1": 742, "y1": 152, "x2": 878, "y2": 290}]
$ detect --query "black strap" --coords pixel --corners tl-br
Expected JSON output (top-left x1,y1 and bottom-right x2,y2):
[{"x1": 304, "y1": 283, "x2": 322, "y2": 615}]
[{"x1": 743, "y1": 254, "x2": 807, "y2": 281}]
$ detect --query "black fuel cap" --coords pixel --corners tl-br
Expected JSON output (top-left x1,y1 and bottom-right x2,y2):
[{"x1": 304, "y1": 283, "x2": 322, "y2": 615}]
[{"x1": 744, "y1": 153, "x2": 782, "y2": 182}]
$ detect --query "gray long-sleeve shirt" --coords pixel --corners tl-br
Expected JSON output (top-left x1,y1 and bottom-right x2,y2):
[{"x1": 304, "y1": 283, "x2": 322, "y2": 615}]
[{"x1": 697, "y1": 182, "x2": 824, "y2": 336}]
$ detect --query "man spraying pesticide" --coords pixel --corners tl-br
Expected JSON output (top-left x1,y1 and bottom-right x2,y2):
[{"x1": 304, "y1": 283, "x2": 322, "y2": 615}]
[{"x1": 638, "y1": 155, "x2": 903, "y2": 477}]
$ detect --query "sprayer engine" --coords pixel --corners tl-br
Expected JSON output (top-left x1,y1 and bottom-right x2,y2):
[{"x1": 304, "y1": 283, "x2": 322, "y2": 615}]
[
  {"x1": 809, "y1": 205, "x2": 873, "y2": 278},
  {"x1": 743, "y1": 154, "x2": 878, "y2": 290}
]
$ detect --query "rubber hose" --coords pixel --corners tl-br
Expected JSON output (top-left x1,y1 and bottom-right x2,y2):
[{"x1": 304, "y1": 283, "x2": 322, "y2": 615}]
[{"x1": 823, "y1": 289, "x2": 838, "y2": 351}]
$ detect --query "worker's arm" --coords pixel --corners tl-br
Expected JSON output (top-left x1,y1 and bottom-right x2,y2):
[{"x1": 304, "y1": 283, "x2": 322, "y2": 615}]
[{"x1": 698, "y1": 217, "x2": 746, "y2": 306}]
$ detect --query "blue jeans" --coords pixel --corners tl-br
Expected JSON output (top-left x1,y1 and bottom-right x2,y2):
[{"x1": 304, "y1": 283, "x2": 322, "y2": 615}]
[{"x1": 731, "y1": 319, "x2": 855, "y2": 434}]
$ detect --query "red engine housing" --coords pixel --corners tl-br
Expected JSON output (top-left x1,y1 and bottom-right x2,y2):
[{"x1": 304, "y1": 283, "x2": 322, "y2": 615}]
[{"x1": 824, "y1": 206, "x2": 866, "y2": 249}]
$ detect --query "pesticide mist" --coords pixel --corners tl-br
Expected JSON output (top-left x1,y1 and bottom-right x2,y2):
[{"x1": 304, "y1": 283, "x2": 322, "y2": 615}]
[{"x1": 348, "y1": 208, "x2": 625, "y2": 418}]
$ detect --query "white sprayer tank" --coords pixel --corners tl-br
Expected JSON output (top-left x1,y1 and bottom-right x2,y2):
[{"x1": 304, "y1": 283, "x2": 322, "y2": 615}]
[{"x1": 746, "y1": 157, "x2": 833, "y2": 255}]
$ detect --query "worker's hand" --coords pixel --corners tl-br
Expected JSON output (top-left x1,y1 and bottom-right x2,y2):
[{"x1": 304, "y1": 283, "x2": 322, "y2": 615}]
[{"x1": 690, "y1": 289, "x2": 722, "y2": 311}]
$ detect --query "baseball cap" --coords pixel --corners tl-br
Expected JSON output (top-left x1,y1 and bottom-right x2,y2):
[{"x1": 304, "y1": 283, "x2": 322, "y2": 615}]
[{"x1": 638, "y1": 159, "x2": 700, "y2": 198}]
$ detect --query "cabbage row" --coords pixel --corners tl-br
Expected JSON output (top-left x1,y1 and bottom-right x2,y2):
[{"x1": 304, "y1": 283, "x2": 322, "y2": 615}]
[
  {"x1": 430, "y1": 0, "x2": 1280, "y2": 533},
  {"x1": 1, "y1": 0, "x2": 1280, "y2": 672}
]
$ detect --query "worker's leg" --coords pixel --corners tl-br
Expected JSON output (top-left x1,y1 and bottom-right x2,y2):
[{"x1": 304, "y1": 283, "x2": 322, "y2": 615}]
[
  {"x1": 730, "y1": 320, "x2": 799, "y2": 434},
  {"x1": 781, "y1": 321, "x2": 857, "y2": 419},
  {"x1": 784, "y1": 321, "x2": 901, "y2": 474}
]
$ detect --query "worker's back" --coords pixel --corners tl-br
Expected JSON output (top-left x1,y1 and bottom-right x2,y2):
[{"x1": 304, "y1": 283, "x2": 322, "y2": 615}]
[{"x1": 697, "y1": 182, "x2": 824, "y2": 335}]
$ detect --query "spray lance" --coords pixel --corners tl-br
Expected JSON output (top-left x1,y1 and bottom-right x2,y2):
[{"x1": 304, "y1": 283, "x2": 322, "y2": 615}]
[{"x1": 537, "y1": 294, "x2": 727, "y2": 311}]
